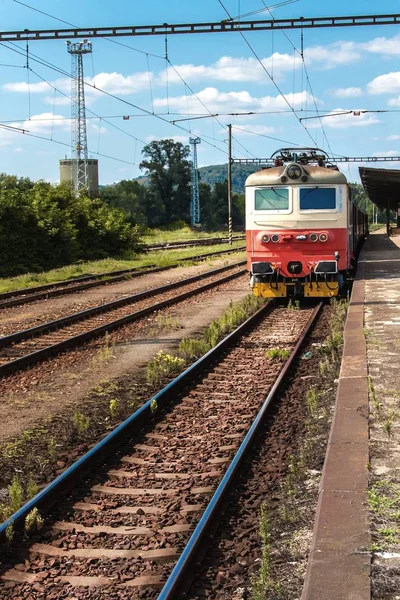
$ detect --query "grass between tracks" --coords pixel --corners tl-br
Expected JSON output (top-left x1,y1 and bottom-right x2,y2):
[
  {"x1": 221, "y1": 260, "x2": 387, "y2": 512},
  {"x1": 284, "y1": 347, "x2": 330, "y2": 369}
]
[
  {"x1": 141, "y1": 225, "x2": 243, "y2": 244},
  {"x1": 0, "y1": 241, "x2": 245, "y2": 294},
  {"x1": 0, "y1": 293, "x2": 264, "y2": 530},
  {"x1": 249, "y1": 298, "x2": 349, "y2": 600}
]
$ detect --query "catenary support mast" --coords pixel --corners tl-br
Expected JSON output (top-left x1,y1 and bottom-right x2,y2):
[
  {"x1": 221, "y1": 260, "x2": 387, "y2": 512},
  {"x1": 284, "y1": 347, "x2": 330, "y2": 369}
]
[
  {"x1": 190, "y1": 137, "x2": 201, "y2": 226},
  {"x1": 66, "y1": 39, "x2": 92, "y2": 193}
]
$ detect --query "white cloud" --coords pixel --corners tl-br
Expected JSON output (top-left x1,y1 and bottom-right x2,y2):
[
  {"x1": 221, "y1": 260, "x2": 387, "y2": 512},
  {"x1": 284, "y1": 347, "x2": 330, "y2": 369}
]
[
  {"x1": 161, "y1": 53, "x2": 303, "y2": 85},
  {"x1": 307, "y1": 108, "x2": 380, "y2": 129},
  {"x1": 154, "y1": 87, "x2": 315, "y2": 114},
  {"x1": 362, "y1": 35, "x2": 400, "y2": 56},
  {"x1": 4, "y1": 81, "x2": 53, "y2": 93},
  {"x1": 90, "y1": 122, "x2": 107, "y2": 134},
  {"x1": 44, "y1": 95, "x2": 71, "y2": 106},
  {"x1": 0, "y1": 112, "x2": 69, "y2": 149},
  {"x1": 367, "y1": 72, "x2": 400, "y2": 95},
  {"x1": 304, "y1": 41, "x2": 361, "y2": 68},
  {"x1": 145, "y1": 134, "x2": 189, "y2": 144},
  {"x1": 386, "y1": 134, "x2": 400, "y2": 140},
  {"x1": 332, "y1": 87, "x2": 363, "y2": 98},
  {"x1": 388, "y1": 96, "x2": 400, "y2": 106},
  {"x1": 89, "y1": 71, "x2": 150, "y2": 94},
  {"x1": 20, "y1": 113, "x2": 70, "y2": 134}
]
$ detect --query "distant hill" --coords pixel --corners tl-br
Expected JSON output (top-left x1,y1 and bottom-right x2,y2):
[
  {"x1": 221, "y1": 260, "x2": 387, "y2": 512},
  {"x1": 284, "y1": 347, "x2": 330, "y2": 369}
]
[
  {"x1": 135, "y1": 164, "x2": 260, "y2": 194},
  {"x1": 198, "y1": 164, "x2": 258, "y2": 193}
]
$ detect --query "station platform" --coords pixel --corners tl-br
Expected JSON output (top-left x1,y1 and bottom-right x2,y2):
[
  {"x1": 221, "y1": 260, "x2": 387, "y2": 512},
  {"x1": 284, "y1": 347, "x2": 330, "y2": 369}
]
[{"x1": 302, "y1": 230, "x2": 400, "y2": 600}]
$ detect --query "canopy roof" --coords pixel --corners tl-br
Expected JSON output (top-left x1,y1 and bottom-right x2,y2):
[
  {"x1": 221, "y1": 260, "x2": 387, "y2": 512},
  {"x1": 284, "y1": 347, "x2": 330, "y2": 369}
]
[{"x1": 359, "y1": 166, "x2": 400, "y2": 210}]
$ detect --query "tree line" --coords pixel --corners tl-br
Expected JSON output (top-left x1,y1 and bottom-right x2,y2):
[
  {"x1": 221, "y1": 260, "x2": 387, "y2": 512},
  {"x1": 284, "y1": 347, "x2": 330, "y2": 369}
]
[
  {"x1": 100, "y1": 139, "x2": 245, "y2": 230},
  {"x1": 0, "y1": 175, "x2": 141, "y2": 276},
  {"x1": 0, "y1": 139, "x2": 243, "y2": 277}
]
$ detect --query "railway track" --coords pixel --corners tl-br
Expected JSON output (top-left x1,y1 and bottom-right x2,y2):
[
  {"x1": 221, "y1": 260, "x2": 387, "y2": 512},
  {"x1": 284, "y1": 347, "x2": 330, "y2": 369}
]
[
  {"x1": 0, "y1": 262, "x2": 246, "y2": 377},
  {"x1": 0, "y1": 300, "x2": 322, "y2": 599},
  {"x1": 146, "y1": 234, "x2": 244, "y2": 251},
  {"x1": 0, "y1": 246, "x2": 245, "y2": 310}
]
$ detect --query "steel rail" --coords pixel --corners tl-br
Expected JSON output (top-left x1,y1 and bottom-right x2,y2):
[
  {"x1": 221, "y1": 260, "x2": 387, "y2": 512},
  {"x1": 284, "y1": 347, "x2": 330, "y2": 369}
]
[
  {"x1": 0, "y1": 14, "x2": 399, "y2": 41},
  {"x1": 0, "y1": 265, "x2": 246, "y2": 377},
  {"x1": 0, "y1": 246, "x2": 245, "y2": 309},
  {"x1": 0, "y1": 261, "x2": 245, "y2": 348},
  {"x1": 146, "y1": 235, "x2": 244, "y2": 250},
  {"x1": 158, "y1": 301, "x2": 323, "y2": 600},
  {"x1": 0, "y1": 300, "x2": 275, "y2": 542}
]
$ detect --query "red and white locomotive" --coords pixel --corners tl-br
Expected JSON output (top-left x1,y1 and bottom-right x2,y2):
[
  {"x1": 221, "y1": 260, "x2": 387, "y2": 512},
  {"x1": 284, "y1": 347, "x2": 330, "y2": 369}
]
[{"x1": 246, "y1": 148, "x2": 367, "y2": 298}]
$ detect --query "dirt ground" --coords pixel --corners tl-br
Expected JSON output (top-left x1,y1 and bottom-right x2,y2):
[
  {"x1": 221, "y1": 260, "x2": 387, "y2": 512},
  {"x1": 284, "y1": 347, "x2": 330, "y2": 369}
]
[
  {"x1": 0, "y1": 253, "x2": 244, "y2": 336},
  {"x1": 0, "y1": 275, "x2": 249, "y2": 446}
]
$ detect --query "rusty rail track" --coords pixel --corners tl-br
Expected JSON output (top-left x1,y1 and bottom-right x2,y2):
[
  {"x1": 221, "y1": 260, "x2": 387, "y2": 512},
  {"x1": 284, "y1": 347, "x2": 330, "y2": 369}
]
[
  {"x1": 0, "y1": 246, "x2": 245, "y2": 310},
  {"x1": 0, "y1": 300, "x2": 322, "y2": 599},
  {"x1": 146, "y1": 234, "x2": 244, "y2": 251},
  {"x1": 0, "y1": 262, "x2": 246, "y2": 377}
]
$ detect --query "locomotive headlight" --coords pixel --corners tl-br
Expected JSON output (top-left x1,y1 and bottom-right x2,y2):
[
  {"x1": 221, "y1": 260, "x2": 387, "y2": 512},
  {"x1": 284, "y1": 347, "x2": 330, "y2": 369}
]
[
  {"x1": 319, "y1": 233, "x2": 329, "y2": 242},
  {"x1": 287, "y1": 165, "x2": 302, "y2": 179},
  {"x1": 309, "y1": 233, "x2": 318, "y2": 242},
  {"x1": 271, "y1": 234, "x2": 280, "y2": 243},
  {"x1": 261, "y1": 234, "x2": 270, "y2": 243}
]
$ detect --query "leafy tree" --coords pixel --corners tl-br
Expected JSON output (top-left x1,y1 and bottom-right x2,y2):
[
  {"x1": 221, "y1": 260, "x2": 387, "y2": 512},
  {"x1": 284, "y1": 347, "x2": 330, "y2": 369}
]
[
  {"x1": 100, "y1": 179, "x2": 148, "y2": 226},
  {"x1": 201, "y1": 180, "x2": 244, "y2": 230},
  {"x1": 140, "y1": 139, "x2": 192, "y2": 224},
  {"x1": 0, "y1": 179, "x2": 142, "y2": 276}
]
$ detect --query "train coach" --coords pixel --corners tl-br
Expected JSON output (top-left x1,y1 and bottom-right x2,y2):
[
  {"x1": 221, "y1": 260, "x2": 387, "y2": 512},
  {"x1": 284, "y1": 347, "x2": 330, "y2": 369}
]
[{"x1": 245, "y1": 148, "x2": 368, "y2": 298}]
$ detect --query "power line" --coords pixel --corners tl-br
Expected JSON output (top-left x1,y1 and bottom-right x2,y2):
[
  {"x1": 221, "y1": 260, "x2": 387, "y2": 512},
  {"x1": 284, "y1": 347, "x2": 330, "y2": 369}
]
[
  {"x1": 216, "y1": 0, "x2": 321, "y2": 150},
  {"x1": 2, "y1": 120, "x2": 141, "y2": 166},
  {"x1": 2, "y1": 12, "x2": 400, "y2": 40},
  {"x1": 12, "y1": 0, "x2": 165, "y2": 60},
  {"x1": 258, "y1": 0, "x2": 336, "y2": 158},
  {"x1": 10, "y1": 0, "x2": 251, "y2": 158},
  {"x1": 1, "y1": 41, "x2": 232, "y2": 157},
  {"x1": 231, "y1": 125, "x2": 306, "y2": 147}
]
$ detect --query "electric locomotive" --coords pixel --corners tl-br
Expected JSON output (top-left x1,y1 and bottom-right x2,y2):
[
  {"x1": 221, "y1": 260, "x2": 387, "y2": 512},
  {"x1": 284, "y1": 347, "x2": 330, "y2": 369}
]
[{"x1": 246, "y1": 148, "x2": 367, "y2": 298}]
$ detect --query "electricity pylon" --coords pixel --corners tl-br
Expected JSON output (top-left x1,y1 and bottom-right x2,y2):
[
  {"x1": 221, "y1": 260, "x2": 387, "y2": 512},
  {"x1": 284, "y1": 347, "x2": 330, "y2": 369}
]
[
  {"x1": 66, "y1": 39, "x2": 92, "y2": 193},
  {"x1": 190, "y1": 136, "x2": 201, "y2": 226}
]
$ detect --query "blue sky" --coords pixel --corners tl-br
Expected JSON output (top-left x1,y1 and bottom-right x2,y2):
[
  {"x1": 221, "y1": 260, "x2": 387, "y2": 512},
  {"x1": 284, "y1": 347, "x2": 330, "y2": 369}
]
[{"x1": 2, "y1": 0, "x2": 400, "y2": 184}]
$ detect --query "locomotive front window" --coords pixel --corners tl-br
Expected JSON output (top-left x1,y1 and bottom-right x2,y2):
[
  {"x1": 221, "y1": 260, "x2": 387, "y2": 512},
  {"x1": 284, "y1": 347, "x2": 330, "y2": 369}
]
[
  {"x1": 299, "y1": 187, "x2": 336, "y2": 210},
  {"x1": 255, "y1": 188, "x2": 289, "y2": 211}
]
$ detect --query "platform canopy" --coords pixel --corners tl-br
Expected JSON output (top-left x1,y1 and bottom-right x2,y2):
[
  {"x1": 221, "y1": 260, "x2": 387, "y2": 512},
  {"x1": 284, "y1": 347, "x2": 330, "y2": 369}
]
[{"x1": 359, "y1": 166, "x2": 400, "y2": 210}]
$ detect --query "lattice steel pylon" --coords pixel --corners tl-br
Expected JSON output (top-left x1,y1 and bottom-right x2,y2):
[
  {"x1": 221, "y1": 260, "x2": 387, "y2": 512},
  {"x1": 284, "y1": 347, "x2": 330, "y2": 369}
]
[
  {"x1": 189, "y1": 137, "x2": 201, "y2": 226},
  {"x1": 66, "y1": 39, "x2": 92, "y2": 193}
]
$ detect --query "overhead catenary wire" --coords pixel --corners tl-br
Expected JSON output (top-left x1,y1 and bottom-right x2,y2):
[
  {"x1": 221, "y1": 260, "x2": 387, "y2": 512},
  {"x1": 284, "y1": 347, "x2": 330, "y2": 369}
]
[
  {"x1": 216, "y1": 0, "x2": 321, "y2": 150},
  {"x1": 258, "y1": 0, "x2": 336, "y2": 158},
  {"x1": 231, "y1": 125, "x2": 308, "y2": 147},
  {"x1": 0, "y1": 40, "x2": 237, "y2": 157},
  {"x1": 11, "y1": 0, "x2": 165, "y2": 60},
  {"x1": 9, "y1": 0, "x2": 255, "y2": 160}
]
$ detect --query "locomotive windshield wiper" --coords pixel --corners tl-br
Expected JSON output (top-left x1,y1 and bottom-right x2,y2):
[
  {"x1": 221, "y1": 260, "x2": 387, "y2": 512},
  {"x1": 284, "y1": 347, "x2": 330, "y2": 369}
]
[
  {"x1": 299, "y1": 186, "x2": 318, "y2": 201},
  {"x1": 270, "y1": 187, "x2": 289, "y2": 200}
]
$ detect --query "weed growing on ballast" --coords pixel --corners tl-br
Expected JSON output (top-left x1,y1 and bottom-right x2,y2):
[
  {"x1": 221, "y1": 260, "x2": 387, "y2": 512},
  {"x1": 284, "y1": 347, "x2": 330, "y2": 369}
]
[
  {"x1": 265, "y1": 348, "x2": 291, "y2": 360},
  {"x1": 250, "y1": 504, "x2": 282, "y2": 599},
  {"x1": 153, "y1": 314, "x2": 181, "y2": 333},
  {"x1": 5, "y1": 524, "x2": 14, "y2": 543},
  {"x1": 24, "y1": 507, "x2": 44, "y2": 534},
  {"x1": 109, "y1": 398, "x2": 119, "y2": 419},
  {"x1": 146, "y1": 351, "x2": 185, "y2": 387},
  {"x1": 8, "y1": 475, "x2": 24, "y2": 514},
  {"x1": 26, "y1": 473, "x2": 38, "y2": 500},
  {"x1": 306, "y1": 387, "x2": 319, "y2": 418},
  {"x1": 73, "y1": 410, "x2": 90, "y2": 435},
  {"x1": 287, "y1": 299, "x2": 300, "y2": 311}
]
